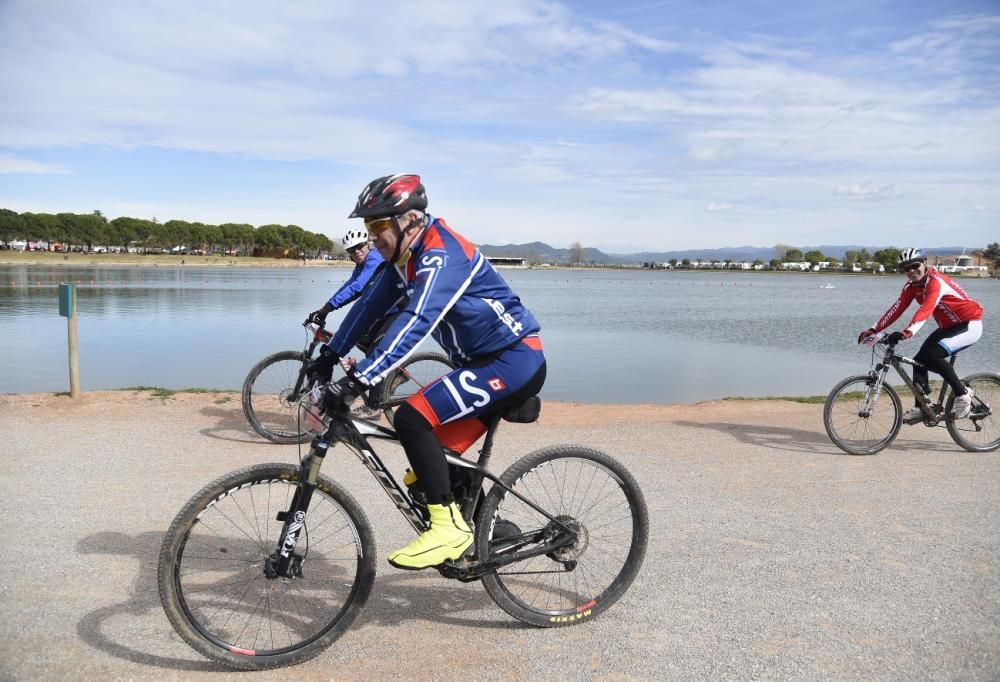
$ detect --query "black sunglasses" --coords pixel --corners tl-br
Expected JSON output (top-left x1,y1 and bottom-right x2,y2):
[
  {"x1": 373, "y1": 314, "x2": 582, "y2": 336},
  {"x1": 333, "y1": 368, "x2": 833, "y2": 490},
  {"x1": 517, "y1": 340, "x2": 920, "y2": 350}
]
[
  {"x1": 346, "y1": 244, "x2": 365, "y2": 254},
  {"x1": 902, "y1": 262, "x2": 923, "y2": 272}
]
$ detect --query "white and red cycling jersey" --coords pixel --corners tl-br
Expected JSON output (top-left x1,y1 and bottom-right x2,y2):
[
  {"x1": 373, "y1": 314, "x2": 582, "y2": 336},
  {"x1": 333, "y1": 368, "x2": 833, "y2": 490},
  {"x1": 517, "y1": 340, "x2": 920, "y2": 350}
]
[{"x1": 873, "y1": 267, "x2": 983, "y2": 337}]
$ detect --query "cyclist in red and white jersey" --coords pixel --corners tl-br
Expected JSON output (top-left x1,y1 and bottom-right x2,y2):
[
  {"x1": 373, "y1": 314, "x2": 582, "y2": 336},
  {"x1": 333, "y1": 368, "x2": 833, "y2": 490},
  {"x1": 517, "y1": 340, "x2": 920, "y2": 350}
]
[{"x1": 858, "y1": 248, "x2": 984, "y2": 419}]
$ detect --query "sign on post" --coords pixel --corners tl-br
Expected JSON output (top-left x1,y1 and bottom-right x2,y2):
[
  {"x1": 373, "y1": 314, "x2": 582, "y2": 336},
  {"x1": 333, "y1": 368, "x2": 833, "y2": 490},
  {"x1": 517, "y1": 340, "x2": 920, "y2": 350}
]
[
  {"x1": 58, "y1": 283, "x2": 80, "y2": 398},
  {"x1": 58, "y1": 283, "x2": 76, "y2": 317}
]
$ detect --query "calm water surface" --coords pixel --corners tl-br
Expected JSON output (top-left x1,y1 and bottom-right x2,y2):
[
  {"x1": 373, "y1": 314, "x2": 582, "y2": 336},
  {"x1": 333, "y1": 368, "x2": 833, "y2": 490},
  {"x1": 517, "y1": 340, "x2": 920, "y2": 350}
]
[{"x1": 1, "y1": 265, "x2": 997, "y2": 404}]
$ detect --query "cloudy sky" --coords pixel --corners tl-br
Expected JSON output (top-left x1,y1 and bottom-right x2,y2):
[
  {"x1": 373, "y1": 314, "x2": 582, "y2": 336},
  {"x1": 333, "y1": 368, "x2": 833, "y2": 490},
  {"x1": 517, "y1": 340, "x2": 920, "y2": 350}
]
[{"x1": 1, "y1": 0, "x2": 997, "y2": 253}]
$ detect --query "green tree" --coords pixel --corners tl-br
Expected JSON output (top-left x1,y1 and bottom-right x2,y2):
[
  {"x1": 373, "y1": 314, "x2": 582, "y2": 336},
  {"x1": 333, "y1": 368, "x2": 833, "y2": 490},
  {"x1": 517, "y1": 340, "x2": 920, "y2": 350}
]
[
  {"x1": 668, "y1": 258, "x2": 678, "y2": 268},
  {"x1": 0, "y1": 208, "x2": 25, "y2": 243},
  {"x1": 769, "y1": 258, "x2": 782, "y2": 269},
  {"x1": 873, "y1": 247, "x2": 901, "y2": 271},
  {"x1": 784, "y1": 248, "x2": 803, "y2": 262},
  {"x1": 163, "y1": 220, "x2": 193, "y2": 251},
  {"x1": 803, "y1": 250, "x2": 825, "y2": 264},
  {"x1": 568, "y1": 241, "x2": 585, "y2": 266},
  {"x1": 844, "y1": 250, "x2": 859, "y2": 265}
]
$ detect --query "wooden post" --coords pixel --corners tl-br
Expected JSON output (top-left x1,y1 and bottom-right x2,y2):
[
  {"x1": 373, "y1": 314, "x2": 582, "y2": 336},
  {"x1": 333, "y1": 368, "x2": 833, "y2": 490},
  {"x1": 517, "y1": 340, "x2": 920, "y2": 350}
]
[
  {"x1": 58, "y1": 283, "x2": 80, "y2": 398},
  {"x1": 67, "y1": 310, "x2": 80, "y2": 398}
]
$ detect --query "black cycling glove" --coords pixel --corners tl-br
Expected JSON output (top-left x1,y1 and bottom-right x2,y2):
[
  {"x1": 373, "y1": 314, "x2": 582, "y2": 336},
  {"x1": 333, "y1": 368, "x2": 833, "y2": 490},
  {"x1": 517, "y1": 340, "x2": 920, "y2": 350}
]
[
  {"x1": 306, "y1": 302, "x2": 335, "y2": 326},
  {"x1": 307, "y1": 345, "x2": 339, "y2": 383}
]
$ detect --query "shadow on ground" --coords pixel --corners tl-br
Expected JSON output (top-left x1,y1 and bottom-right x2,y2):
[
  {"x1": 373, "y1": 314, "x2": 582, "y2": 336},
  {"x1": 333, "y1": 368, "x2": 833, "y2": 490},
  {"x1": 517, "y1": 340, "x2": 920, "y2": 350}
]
[
  {"x1": 674, "y1": 420, "x2": 837, "y2": 455},
  {"x1": 197, "y1": 403, "x2": 271, "y2": 444},
  {"x1": 675, "y1": 420, "x2": 967, "y2": 456},
  {"x1": 76, "y1": 530, "x2": 519, "y2": 671}
]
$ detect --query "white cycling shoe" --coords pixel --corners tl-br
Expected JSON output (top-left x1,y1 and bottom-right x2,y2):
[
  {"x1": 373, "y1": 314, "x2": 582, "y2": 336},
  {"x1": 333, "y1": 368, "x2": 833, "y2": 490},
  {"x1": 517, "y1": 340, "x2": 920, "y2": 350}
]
[
  {"x1": 901, "y1": 406, "x2": 923, "y2": 422},
  {"x1": 952, "y1": 388, "x2": 974, "y2": 419}
]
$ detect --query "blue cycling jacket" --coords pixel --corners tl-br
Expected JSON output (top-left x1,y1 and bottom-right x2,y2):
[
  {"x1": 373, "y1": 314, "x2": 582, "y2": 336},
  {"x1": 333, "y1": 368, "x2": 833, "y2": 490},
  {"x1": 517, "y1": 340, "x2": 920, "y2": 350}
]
[
  {"x1": 328, "y1": 215, "x2": 541, "y2": 387},
  {"x1": 327, "y1": 249, "x2": 384, "y2": 309}
]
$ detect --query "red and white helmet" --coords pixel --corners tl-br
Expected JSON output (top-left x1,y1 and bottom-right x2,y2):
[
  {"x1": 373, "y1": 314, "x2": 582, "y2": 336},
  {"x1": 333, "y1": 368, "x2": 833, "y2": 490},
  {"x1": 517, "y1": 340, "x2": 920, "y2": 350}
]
[
  {"x1": 342, "y1": 228, "x2": 369, "y2": 250},
  {"x1": 348, "y1": 174, "x2": 427, "y2": 219}
]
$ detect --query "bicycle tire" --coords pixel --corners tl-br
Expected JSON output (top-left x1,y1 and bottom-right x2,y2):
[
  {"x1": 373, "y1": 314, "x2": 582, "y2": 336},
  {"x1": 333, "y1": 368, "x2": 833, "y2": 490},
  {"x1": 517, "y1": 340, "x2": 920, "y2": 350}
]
[
  {"x1": 945, "y1": 373, "x2": 1000, "y2": 452},
  {"x1": 379, "y1": 352, "x2": 456, "y2": 425},
  {"x1": 823, "y1": 375, "x2": 902, "y2": 455},
  {"x1": 475, "y1": 446, "x2": 648, "y2": 627},
  {"x1": 158, "y1": 463, "x2": 376, "y2": 670},
  {"x1": 242, "y1": 350, "x2": 314, "y2": 444}
]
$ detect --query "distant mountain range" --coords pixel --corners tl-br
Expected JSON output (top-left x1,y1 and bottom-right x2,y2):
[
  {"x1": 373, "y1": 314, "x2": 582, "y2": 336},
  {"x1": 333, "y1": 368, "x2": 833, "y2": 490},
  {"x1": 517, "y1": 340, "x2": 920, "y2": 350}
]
[{"x1": 476, "y1": 242, "x2": 979, "y2": 265}]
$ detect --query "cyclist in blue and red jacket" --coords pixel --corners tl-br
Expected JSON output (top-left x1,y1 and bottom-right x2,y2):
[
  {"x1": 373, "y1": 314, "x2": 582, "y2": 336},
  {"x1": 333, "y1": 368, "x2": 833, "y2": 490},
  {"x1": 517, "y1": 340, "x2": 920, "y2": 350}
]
[
  {"x1": 308, "y1": 174, "x2": 545, "y2": 570},
  {"x1": 305, "y1": 228, "x2": 384, "y2": 327}
]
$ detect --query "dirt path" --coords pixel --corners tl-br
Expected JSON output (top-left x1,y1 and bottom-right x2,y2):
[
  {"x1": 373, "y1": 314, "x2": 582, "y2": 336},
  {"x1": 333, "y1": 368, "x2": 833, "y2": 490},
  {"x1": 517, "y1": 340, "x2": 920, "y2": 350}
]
[{"x1": 0, "y1": 391, "x2": 997, "y2": 680}]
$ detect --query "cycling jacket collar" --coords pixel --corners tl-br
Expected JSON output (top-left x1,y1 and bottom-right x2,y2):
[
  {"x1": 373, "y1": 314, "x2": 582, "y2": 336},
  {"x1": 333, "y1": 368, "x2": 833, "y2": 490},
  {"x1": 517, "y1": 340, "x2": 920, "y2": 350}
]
[{"x1": 396, "y1": 213, "x2": 433, "y2": 265}]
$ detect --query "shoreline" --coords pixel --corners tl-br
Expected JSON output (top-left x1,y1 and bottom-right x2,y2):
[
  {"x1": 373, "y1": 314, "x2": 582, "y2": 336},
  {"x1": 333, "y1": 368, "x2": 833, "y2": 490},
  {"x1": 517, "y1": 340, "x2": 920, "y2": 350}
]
[
  {"x1": 2, "y1": 253, "x2": 993, "y2": 277},
  {"x1": 0, "y1": 386, "x2": 828, "y2": 407}
]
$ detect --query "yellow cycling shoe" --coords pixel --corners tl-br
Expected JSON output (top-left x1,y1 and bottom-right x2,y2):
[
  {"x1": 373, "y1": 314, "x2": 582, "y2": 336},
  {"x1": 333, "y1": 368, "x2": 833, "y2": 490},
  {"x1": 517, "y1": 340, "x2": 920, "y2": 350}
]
[{"x1": 388, "y1": 502, "x2": 473, "y2": 570}]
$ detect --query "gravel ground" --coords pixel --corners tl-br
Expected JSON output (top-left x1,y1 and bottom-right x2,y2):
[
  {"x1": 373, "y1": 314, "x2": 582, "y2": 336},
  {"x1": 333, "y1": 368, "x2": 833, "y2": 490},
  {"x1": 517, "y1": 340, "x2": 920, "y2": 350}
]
[{"x1": 0, "y1": 391, "x2": 997, "y2": 681}]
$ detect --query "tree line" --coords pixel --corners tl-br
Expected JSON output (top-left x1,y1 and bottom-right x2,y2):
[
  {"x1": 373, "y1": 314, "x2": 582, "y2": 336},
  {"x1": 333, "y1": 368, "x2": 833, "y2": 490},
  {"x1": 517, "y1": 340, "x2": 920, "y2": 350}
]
[
  {"x1": 0, "y1": 208, "x2": 337, "y2": 258},
  {"x1": 774, "y1": 244, "x2": 1000, "y2": 271}
]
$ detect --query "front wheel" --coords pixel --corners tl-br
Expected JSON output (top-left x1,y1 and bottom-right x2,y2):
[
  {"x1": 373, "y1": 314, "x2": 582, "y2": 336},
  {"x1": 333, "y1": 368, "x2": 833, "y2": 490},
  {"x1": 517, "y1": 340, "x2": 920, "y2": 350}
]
[
  {"x1": 946, "y1": 373, "x2": 1000, "y2": 452},
  {"x1": 242, "y1": 350, "x2": 314, "y2": 444},
  {"x1": 158, "y1": 464, "x2": 376, "y2": 670},
  {"x1": 475, "y1": 446, "x2": 649, "y2": 627},
  {"x1": 824, "y1": 374, "x2": 902, "y2": 455}
]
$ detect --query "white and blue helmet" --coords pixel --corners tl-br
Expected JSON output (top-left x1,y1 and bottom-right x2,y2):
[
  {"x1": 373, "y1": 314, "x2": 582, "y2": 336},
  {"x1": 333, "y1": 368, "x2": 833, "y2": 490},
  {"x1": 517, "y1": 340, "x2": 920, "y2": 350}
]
[{"x1": 898, "y1": 247, "x2": 926, "y2": 267}]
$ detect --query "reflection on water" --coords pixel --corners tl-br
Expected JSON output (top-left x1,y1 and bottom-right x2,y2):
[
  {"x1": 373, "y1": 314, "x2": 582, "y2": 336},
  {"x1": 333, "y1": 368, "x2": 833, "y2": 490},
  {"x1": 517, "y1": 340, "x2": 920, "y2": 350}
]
[{"x1": 2, "y1": 265, "x2": 997, "y2": 403}]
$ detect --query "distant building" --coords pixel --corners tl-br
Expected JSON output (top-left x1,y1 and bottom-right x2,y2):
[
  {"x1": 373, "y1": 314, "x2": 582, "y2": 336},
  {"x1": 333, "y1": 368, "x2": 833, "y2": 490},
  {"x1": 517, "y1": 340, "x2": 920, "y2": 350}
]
[
  {"x1": 937, "y1": 253, "x2": 989, "y2": 275},
  {"x1": 485, "y1": 256, "x2": 527, "y2": 268}
]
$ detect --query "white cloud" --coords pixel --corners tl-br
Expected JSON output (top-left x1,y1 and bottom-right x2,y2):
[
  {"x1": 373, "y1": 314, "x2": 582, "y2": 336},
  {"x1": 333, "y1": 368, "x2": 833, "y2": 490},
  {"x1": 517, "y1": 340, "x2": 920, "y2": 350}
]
[
  {"x1": 833, "y1": 183, "x2": 903, "y2": 201},
  {"x1": 0, "y1": 154, "x2": 70, "y2": 175},
  {"x1": 0, "y1": 1, "x2": 997, "y2": 250}
]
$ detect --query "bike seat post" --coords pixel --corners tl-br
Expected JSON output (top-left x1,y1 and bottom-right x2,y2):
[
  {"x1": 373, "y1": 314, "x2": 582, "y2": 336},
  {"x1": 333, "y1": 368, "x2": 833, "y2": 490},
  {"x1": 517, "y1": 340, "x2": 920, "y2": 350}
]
[{"x1": 475, "y1": 414, "x2": 503, "y2": 467}]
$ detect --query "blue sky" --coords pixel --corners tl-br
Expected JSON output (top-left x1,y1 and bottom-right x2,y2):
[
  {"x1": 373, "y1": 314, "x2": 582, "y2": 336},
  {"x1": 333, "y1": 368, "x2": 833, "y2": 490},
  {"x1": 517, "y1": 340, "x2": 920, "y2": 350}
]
[{"x1": 1, "y1": 0, "x2": 997, "y2": 252}]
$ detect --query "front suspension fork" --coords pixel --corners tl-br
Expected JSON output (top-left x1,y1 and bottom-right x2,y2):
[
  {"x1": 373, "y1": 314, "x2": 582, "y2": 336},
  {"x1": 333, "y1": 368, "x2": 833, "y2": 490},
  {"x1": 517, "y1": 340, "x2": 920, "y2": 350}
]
[{"x1": 269, "y1": 439, "x2": 329, "y2": 578}]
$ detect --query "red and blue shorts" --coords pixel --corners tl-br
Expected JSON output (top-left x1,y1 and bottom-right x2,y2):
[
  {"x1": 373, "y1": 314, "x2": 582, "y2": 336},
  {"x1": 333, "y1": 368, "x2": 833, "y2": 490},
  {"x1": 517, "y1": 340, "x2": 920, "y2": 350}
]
[{"x1": 405, "y1": 335, "x2": 545, "y2": 453}]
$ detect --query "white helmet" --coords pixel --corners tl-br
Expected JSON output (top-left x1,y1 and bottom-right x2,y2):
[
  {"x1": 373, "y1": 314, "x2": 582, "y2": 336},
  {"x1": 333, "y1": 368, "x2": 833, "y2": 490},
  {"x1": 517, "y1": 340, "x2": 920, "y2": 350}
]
[{"x1": 342, "y1": 228, "x2": 369, "y2": 251}]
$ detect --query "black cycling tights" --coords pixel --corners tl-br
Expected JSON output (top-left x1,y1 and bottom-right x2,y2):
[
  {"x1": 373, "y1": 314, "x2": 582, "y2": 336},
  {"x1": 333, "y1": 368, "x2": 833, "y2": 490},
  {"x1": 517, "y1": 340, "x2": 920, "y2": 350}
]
[
  {"x1": 913, "y1": 336, "x2": 964, "y2": 399},
  {"x1": 394, "y1": 363, "x2": 546, "y2": 506}
]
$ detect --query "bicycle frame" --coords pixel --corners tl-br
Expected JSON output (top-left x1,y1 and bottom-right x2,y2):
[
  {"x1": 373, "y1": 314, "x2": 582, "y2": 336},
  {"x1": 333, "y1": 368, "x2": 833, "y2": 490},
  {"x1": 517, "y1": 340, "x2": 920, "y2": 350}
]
[
  {"x1": 867, "y1": 341, "x2": 955, "y2": 425},
  {"x1": 272, "y1": 395, "x2": 578, "y2": 582}
]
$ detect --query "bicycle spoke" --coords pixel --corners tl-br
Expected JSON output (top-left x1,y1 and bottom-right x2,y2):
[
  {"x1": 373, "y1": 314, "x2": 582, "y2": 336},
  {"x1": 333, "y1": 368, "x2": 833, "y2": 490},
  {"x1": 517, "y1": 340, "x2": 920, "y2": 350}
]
[
  {"x1": 172, "y1": 474, "x2": 367, "y2": 657},
  {"x1": 487, "y1": 454, "x2": 641, "y2": 617}
]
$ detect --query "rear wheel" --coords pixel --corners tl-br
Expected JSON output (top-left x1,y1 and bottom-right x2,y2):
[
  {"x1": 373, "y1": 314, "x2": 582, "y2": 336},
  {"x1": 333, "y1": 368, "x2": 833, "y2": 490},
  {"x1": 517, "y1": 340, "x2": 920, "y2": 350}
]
[
  {"x1": 824, "y1": 374, "x2": 902, "y2": 455},
  {"x1": 157, "y1": 463, "x2": 376, "y2": 670},
  {"x1": 946, "y1": 373, "x2": 1000, "y2": 452},
  {"x1": 379, "y1": 352, "x2": 455, "y2": 425},
  {"x1": 475, "y1": 446, "x2": 648, "y2": 627}
]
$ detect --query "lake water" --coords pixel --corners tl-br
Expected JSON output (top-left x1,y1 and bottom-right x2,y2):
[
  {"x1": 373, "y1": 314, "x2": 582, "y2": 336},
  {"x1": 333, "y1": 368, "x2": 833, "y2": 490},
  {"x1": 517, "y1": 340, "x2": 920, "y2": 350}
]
[{"x1": 1, "y1": 264, "x2": 997, "y2": 404}]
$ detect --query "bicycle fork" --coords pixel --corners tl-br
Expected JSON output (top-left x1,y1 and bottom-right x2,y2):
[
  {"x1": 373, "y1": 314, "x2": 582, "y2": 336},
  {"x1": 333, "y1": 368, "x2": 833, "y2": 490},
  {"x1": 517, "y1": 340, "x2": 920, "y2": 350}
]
[
  {"x1": 265, "y1": 441, "x2": 330, "y2": 580},
  {"x1": 861, "y1": 368, "x2": 889, "y2": 418}
]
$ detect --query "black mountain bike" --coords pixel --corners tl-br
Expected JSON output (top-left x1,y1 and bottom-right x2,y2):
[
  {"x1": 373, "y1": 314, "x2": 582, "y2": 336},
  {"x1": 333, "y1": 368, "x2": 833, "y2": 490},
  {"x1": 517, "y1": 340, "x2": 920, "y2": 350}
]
[
  {"x1": 242, "y1": 321, "x2": 455, "y2": 443},
  {"x1": 824, "y1": 334, "x2": 999, "y2": 455},
  {"x1": 159, "y1": 382, "x2": 649, "y2": 670}
]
